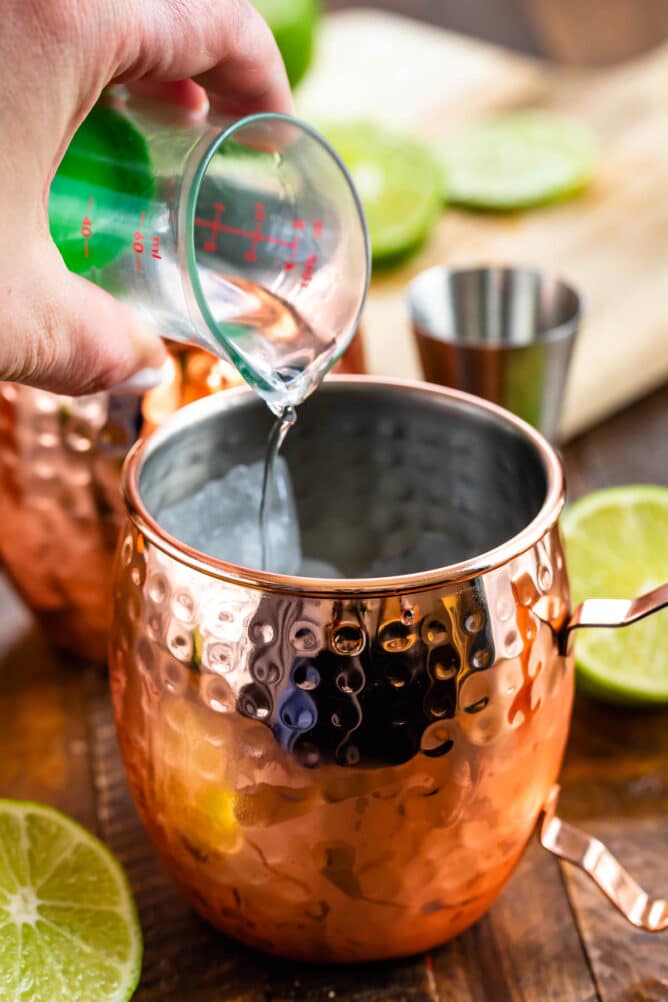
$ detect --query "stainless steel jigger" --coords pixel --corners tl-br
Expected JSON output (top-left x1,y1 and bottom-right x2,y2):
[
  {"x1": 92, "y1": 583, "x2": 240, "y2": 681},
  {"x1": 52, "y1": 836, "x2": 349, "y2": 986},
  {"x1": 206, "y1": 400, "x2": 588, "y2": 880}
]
[{"x1": 408, "y1": 266, "x2": 582, "y2": 440}]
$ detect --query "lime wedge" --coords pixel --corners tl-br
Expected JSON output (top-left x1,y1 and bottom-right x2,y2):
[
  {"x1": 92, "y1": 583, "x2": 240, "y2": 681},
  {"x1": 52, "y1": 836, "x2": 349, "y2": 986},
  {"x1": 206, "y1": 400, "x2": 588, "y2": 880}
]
[
  {"x1": 322, "y1": 123, "x2": 442, "y2": 264},
  {"x1": 562, "y1": 486, "x2": 668, "y2": 704},
  {"x1": 438, "y1": 111, "x2": 597, "y2": 211},
  {"x1": 0, "y1": 801, "x2": 142, "y2": 1001},
  {"x1": 253, "y1": 0, "x2": 320, "y2": 89}
]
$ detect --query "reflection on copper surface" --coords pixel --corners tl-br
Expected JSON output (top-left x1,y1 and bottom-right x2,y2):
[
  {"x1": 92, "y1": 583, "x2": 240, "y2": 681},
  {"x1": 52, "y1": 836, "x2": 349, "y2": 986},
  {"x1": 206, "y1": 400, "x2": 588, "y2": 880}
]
[
  {"x1": 111, "y1": 491, "x2": 574, "y2": 962},
  {"x1": 0, "y1": 385, "x2": 128, "y2": 661},
  {"x1": 109, "y1": 376, "x2": 668, "y2": 963}
]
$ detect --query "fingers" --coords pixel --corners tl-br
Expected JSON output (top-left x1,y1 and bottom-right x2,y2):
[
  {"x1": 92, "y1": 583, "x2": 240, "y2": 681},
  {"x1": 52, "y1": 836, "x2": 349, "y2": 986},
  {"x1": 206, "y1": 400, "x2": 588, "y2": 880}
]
[
  {"x1": 193, "y1": 4, "x2": 294, "y2": 117},
  {"x1": 2, "y1": 250, "x2": 166, "y2": 395},
  {"x1": 116, "y1": 0, "x2": 293, "y2": 117},
  {"x1": 126, "y1": 79, "x2": 208, "y2": 112}
]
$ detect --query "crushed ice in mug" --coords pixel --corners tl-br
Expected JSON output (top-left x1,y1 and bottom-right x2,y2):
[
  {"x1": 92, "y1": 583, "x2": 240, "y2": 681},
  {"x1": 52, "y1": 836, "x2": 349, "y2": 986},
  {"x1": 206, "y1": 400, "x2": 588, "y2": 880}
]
[
  {"x1": 157, "y1": 459, "x2": 345, "y2": 578},
  {"x1": 158, "y1": 458, "x2": 301, "y2": 575}
]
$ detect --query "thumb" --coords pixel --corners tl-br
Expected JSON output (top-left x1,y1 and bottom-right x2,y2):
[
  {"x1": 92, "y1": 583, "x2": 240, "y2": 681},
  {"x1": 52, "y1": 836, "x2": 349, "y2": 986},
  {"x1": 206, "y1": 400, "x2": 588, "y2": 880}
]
[{"x1": 3, "y1": 249, "x2": 166, "y2": 395}]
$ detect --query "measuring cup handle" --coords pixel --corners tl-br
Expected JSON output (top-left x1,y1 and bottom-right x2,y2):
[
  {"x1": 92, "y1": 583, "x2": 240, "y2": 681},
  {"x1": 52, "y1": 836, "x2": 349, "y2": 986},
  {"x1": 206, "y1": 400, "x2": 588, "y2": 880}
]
[
  {"x1": 540, "y1": 786, "x2": 668, "y2": 931},
  {"x1": 559, "y1": 581, "x2": 668, "y2": 655}
]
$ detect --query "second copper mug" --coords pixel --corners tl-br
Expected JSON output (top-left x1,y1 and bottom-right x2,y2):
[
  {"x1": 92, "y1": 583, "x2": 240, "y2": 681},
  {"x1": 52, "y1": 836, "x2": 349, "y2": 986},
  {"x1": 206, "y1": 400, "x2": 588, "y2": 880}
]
[{"x1": 110, "y1": 377, "x2": 667, "y2": 963}]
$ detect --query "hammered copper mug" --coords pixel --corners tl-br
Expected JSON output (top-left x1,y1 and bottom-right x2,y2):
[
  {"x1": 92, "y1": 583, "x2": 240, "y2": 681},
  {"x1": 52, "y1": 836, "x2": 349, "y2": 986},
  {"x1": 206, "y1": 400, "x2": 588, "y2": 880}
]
[
  {"x1": 110, "y1": 377, "x2": 667, "y2": 964},
  {"x1": 0, "y1": 351, "x2": 242, "y2": 661},
  {"x1": 0, "y1": 334, "x2": 365, "y2": 661}
]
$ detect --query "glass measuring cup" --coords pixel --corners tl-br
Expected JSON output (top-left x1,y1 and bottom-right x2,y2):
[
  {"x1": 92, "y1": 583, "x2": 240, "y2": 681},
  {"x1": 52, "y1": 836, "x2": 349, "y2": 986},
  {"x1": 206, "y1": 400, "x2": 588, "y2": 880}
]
[{"x1": 48, "y1": 94, "x2": 370, "y2": 412}]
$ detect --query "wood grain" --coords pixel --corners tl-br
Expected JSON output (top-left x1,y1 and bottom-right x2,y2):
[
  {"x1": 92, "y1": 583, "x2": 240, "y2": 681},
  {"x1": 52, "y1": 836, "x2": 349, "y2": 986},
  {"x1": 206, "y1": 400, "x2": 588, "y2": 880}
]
[
  {"x1": 562, "y1": 824, "x2": 668, "y2": 1002},
  {"x1": 0, "y1": 576, "x2": 97, "y2": 831},
  {"x1": 4, "y1": 294, "x2": 668, "y2": 1002},
  {"x1": 429, "y1": 845, "x2": 598, "y2": 1002}
]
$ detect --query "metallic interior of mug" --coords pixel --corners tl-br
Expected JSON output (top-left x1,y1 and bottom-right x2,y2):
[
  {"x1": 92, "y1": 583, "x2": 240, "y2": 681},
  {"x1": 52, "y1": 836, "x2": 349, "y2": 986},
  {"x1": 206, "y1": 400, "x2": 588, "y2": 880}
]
[{"x1": 125, "y1": 376, "x2": 565, "y2": 591}]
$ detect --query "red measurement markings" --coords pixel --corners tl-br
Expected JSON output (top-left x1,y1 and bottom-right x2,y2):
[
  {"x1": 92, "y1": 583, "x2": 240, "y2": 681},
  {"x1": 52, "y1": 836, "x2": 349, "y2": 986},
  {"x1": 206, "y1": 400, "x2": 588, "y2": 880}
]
[
  {"x1": 194, "y1": 206, "x2": 324, "y2": 284},
  {"x1": 301, "y1": 254, "x2": 317, "y2": 288},
  {"x1": 151, "y1": 236, "x2": 162, "y2": 260},
  {"x1": 195, "y1": 203, "x2": 300, "y2": 258},
  {"x1": 244, "y1": 202, "x2": 266, "y2": 263},
  {"x1": 284, "y1": 220, "x2": 304, "y2": 272},
  {"x1": 80, "y1": 196, "x2": 94, "y2": 259},
  {"x1": 298, "y1": 220, "x2": 322, "y2": 288},
  {"x1": 199, "y1": 203, "x2": 225, "y2": 252},
  {"x1": 134, "y1": 212, "x2": 146, "y2": 272}
]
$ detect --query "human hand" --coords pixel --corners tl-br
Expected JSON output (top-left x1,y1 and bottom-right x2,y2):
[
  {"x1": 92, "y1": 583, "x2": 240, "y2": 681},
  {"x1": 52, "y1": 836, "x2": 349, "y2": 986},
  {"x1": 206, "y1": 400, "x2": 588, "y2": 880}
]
[{"x1": 1, "y1": 0, "x2": 292, "y2": 394}]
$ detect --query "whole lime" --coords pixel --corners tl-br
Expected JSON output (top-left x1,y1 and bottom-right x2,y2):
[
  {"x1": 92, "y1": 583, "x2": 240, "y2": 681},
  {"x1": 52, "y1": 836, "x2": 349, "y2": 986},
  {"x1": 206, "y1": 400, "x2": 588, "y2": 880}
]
[{"x1": 253, "y1": 0, "x2": 320, "y2": 89}]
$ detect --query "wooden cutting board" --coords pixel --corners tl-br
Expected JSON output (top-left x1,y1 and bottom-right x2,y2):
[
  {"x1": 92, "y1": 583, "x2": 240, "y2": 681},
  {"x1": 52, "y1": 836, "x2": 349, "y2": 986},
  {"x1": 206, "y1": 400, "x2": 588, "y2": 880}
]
[{"x1": 297, "y1": 8, "x2": 668, "y2": 440}]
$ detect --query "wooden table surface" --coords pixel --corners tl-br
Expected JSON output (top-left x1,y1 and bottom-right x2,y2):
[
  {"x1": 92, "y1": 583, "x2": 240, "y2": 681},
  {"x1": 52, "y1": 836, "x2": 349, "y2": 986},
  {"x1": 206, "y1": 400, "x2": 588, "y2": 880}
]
[{"x1": 2, "y1": 4, "x2": 668, "y2": 1001}]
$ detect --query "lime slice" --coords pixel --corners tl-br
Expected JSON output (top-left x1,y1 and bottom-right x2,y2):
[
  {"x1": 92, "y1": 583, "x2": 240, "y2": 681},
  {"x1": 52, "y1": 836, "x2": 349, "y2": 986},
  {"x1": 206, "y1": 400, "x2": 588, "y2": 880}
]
[
  {"x1": 438, "y1": 111, "x2": 597, "y2": 211},
  {"x1": 50, "y1": 104, "x2": 154, "y2": 275},
  {"x1": 562, "y1": 485, "x2": 668, "y2": 704},
  {"x1": 322, "y1": 123, "x2": 442, "y2": 264},
  {"x1": 0, "y1": 800, "x2": 142, "y2": 1001},
  {"x1": 253, "y1": 0, "x2": 320, "y2": 89}
]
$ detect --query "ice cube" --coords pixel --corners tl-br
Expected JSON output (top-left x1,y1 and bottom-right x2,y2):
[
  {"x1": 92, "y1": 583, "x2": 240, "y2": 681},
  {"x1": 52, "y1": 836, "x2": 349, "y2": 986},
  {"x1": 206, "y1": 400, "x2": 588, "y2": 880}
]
[
  {"x1": 299, "y1": 557, "x2": 344, "y2": 579},
  {"x1": 157, "y1": 457, "x2": 301, "y2": 575}
]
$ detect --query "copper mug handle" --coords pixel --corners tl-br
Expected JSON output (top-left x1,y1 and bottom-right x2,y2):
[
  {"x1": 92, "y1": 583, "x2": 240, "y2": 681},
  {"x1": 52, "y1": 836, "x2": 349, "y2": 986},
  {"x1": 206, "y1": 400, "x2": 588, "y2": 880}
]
[{"x1": 539, "y1": 583, "x2": 668, "y2": 933}]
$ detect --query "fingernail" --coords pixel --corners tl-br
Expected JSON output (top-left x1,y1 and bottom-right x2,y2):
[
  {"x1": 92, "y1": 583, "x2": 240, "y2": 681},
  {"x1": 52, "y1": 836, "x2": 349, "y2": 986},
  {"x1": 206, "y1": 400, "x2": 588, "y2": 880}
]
[
  {"x1": 113, "y1": 367, "x2": 165, "y2": 395},
  {"x1": 131, "y1": 327, "x2": 168, "y2": 369}
]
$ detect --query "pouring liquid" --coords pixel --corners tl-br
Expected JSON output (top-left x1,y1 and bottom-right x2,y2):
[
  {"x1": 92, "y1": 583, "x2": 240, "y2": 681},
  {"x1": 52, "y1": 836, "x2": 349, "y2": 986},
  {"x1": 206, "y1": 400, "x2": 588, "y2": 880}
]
[
  {"x1": 259, "y1": 406, "x2": 298, "y2": 571},
  {"x1": 203, "y1": 278, "x2": 325, "y2": 572}
]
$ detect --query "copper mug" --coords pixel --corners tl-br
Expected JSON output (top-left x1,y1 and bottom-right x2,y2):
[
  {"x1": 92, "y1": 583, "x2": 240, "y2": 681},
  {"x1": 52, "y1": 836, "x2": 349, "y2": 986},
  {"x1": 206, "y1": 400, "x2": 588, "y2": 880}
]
[
  {"x1": 0, "y1": 351, "x2": 242, "y2": 661},
  {"x1": 110, "y1": 377, "x2": 667, "y2": 963},
  {"x1": 0, "y1": 335, "x2": 365, "y2": 661}
]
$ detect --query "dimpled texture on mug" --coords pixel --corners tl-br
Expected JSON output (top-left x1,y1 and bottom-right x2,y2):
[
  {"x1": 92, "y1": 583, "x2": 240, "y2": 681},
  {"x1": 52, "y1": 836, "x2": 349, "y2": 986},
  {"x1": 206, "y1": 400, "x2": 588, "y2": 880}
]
[
  {"x1": 0, "y1": 384, "x2": 135, "y2": 660},
  {"x1": 110, "y1": 516, "x2": 574, "y2": 963}
]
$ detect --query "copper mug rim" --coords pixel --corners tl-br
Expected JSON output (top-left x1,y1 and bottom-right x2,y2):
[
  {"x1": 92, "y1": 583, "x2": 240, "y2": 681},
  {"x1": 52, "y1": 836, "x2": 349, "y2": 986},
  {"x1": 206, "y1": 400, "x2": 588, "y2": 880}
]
[{"x1": 121, "y1": 374, "x2": 565, "y2": 597}]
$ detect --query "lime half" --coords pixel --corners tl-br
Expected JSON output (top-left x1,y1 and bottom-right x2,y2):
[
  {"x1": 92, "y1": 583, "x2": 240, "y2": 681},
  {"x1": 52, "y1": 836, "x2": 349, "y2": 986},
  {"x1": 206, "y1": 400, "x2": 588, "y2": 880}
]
[
  {"x1": 253, "y1": 0, "x2": 320, "y2": 89},
  {"x1": 438, "y1": 111, "x2": 597, "y2": 211},
  {"x1": 0, "y1": 801, "x2": 142, "y2": 1001},
  {"x1": 562, "y1": 485, "x2": 668, "y2": 704},
  {"x1": 322, "y1": 123, "x2": 442, "y2": 264}
]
